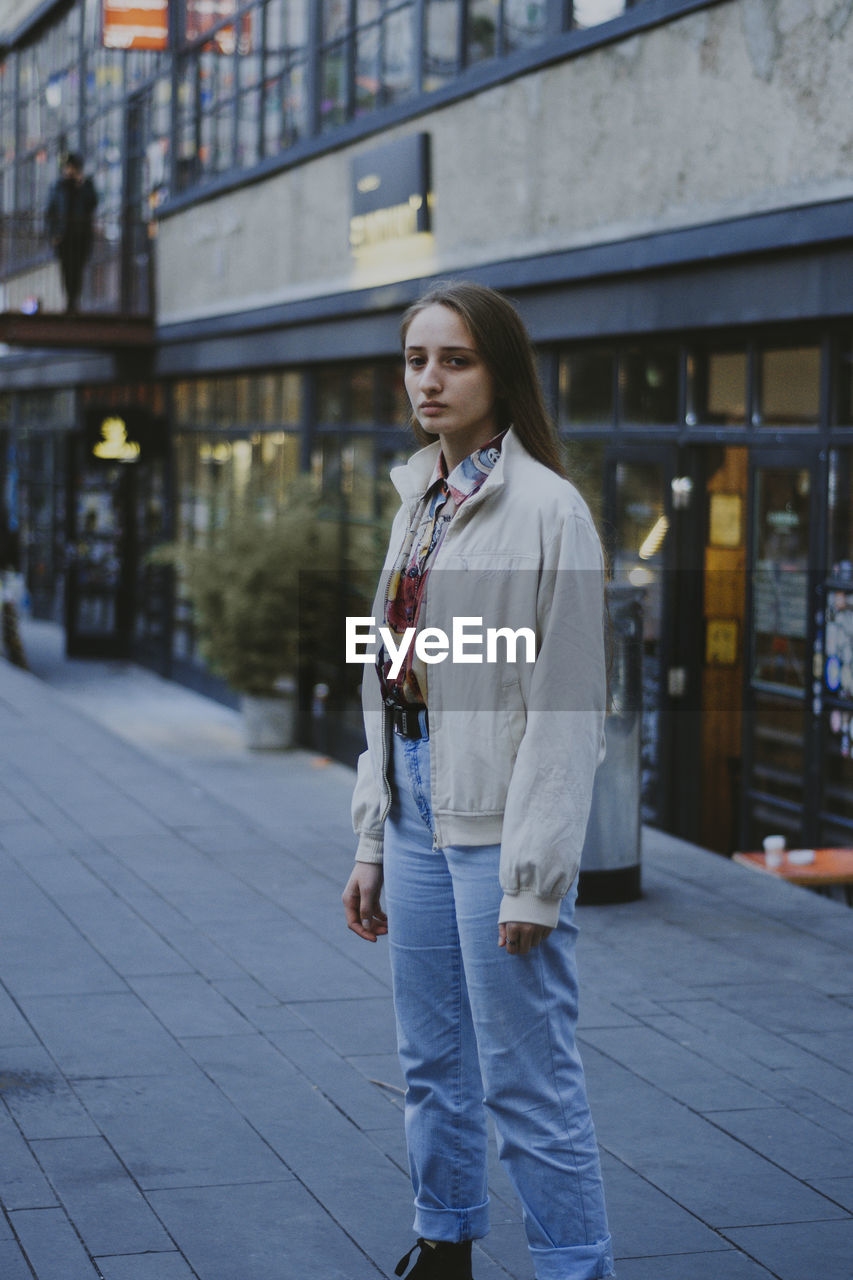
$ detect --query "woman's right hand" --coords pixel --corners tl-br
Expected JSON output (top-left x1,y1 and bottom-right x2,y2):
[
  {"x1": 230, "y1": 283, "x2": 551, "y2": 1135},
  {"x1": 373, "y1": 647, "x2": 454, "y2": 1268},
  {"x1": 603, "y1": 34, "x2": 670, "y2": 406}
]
[{"x1": 342, "y1": 862, "x2": 388, "y2": 942}]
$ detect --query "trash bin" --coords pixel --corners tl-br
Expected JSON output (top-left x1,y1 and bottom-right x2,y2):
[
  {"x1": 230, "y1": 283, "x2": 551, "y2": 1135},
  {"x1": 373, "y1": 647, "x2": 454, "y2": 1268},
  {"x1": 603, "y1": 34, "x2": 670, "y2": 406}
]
[{"x1": 578, "y1": 582, "x2": 644, "y2": 905}]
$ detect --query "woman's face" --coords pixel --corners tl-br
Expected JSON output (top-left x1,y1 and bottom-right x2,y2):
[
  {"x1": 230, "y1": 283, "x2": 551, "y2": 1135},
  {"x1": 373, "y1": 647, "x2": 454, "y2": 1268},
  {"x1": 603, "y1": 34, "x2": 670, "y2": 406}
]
[{"x1": 404, "y1": 304, "x2": 498, "y2": 466}]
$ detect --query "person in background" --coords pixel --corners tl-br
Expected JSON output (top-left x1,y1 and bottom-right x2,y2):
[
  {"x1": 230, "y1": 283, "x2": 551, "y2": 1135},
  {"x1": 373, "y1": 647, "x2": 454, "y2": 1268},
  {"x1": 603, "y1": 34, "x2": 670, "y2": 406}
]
[{"x1": 46, "y1": 152, "x2": 97, "y2": 315}]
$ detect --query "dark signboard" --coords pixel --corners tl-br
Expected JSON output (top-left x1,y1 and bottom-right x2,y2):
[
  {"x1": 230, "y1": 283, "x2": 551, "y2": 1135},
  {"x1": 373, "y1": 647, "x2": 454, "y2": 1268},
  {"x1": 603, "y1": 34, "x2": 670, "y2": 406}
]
[{"x1": 350, "y1": 133, "x2": 431, "y2": 252}]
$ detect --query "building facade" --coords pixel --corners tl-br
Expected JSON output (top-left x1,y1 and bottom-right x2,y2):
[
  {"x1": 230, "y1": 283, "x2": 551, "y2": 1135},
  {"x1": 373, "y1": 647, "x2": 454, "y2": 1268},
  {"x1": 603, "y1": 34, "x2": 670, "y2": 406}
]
[{"x1": 1, "y1": 0, "x2": 852, "y2": 856}]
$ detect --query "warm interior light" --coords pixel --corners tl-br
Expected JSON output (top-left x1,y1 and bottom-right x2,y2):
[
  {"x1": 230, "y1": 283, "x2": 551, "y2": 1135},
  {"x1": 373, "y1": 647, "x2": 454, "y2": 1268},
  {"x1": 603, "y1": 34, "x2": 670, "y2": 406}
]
[{"x1": 638, "y1": 514, "x2": 669, "y2": 560}]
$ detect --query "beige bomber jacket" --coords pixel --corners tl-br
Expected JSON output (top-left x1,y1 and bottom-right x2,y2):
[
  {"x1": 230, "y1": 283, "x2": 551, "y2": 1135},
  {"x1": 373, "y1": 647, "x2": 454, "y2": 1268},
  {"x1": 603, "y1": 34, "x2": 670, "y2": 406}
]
[{"x1": 351, "y1": 427, "x2": 607, "y2": 929}]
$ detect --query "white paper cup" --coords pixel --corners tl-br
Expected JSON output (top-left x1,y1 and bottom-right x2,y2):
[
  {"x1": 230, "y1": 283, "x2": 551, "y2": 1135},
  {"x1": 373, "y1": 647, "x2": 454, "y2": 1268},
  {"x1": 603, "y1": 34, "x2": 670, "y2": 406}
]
[{"x1": 762, "y1": 835, "x2": 786, "y2": 853}]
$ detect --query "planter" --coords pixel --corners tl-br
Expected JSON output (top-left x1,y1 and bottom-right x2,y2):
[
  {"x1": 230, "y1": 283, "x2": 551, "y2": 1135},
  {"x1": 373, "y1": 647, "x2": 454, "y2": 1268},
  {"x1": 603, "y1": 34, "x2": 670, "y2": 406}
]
[{"x1": 240, "y1": 683, "x2": 298, "y2": 750}]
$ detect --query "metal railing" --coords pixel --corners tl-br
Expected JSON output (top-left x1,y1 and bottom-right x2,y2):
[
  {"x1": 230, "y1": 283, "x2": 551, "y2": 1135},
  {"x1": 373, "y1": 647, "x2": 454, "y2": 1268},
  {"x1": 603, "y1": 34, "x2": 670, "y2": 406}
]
[{"x1": 0, "y1": 210, "x2": 151, "y2": 316}]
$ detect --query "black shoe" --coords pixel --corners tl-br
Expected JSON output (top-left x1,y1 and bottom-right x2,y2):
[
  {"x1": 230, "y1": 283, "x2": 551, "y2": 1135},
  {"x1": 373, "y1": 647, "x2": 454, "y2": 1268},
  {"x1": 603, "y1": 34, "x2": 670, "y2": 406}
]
[{"x1": 395, "y1": 1238, "x2": 473, "y2": 1279}]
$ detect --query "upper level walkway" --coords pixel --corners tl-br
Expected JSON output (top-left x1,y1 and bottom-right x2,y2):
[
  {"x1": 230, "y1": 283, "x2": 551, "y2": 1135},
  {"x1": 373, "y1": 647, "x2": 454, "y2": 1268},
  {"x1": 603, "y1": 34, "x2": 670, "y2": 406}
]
[{"x1": 0, "y1": 619, "x2": 851, "y2": 1279}]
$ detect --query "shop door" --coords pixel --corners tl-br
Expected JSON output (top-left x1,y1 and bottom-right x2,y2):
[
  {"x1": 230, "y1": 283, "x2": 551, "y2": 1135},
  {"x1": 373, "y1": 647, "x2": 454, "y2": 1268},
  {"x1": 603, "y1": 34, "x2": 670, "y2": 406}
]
[
  {"x1": 65, "y1": 409, "x2": 167, "y2": 660},
  {"x1": 65, "y1": 448, "x2": 137, "y2": 658},
  {"x1": 741, "y1": 449, "x2": 823, "y2": 851},
  {"x1": 605, "y1": 446, "x2": 704, "y2": 838}
]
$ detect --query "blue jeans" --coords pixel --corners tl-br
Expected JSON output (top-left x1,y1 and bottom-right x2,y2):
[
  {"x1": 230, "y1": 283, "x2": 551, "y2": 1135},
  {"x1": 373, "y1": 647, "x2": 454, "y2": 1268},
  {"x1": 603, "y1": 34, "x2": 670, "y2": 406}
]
[{"x1": 384, "y1": 734, "x2": 615, "y2": 1280}]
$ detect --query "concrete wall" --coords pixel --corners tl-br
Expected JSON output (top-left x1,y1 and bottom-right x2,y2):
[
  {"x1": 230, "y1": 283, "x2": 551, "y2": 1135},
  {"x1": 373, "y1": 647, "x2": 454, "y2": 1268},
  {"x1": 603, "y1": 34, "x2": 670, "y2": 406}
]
[{"x1": 155, "y1": 0, "x2": 853, "y2": 325}]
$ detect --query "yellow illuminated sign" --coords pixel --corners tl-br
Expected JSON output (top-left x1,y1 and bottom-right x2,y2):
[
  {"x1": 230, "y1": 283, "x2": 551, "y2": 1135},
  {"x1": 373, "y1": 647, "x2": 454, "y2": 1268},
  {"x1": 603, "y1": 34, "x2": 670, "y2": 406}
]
[{"x1": 92, "y1": 417, "x2": 141, "y2": 462}]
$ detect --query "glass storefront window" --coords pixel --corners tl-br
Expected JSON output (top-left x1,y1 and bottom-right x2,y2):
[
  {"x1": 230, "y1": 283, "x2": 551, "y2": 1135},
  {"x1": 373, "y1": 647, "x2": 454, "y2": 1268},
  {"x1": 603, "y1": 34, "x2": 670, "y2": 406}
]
[
  {"x1": 687, "y1": 349, "x2": 747, "y2": 427},
  {"x1": 828, "y1": 449, "x2": 853, "y2": 576},
  {"x1": 612, "y1": 459, "x2": 669, "y2": 822},
  {"x1": 758, "y1": 347, "x2": 821, "y2": 427},
  {"x1": 751, "y1": 691, "x2": 805, "y2": 806},
  {"x1": 752, "y1": 467, "x2": 810, "y2": 690},
  {"x1": 836, "y1": 336, "x2": 853, "y2": 426},
  {"x1": 563, "y1": 440, "x2": 605, "y2": 526},
  {"x1": 376, "y1": 364, "x2": 408, "y2": 425},
  {"x1": 351, "y1": 368, "x2": 375, "y2": 423},
  {"x1": 559, "y1": 349, "x2": 614, "y2": 428},
  {"x1": 281, "y1": 373, "x2": 302, "y2": 424},
  {"x1": 620, "y1": 346, "x2": 680, "y2": 425}
]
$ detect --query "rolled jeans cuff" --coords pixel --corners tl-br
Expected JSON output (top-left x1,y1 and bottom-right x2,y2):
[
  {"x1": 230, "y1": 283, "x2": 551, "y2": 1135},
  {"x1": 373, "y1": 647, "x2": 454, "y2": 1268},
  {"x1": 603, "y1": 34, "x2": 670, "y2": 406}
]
[
  {"x1": 413, "y1": 1197, "x2": 490, "y2": 1243},
  {"x1": 529, "y1": 1235, "x2": 615, "y2": 1280}
]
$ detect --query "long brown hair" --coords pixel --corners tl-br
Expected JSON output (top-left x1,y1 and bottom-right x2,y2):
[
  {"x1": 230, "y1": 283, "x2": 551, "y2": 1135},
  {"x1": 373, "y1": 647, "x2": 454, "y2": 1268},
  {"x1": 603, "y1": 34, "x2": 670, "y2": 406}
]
[{"x1": 400, "y1": 280, "x2": 567, "y2": 477}]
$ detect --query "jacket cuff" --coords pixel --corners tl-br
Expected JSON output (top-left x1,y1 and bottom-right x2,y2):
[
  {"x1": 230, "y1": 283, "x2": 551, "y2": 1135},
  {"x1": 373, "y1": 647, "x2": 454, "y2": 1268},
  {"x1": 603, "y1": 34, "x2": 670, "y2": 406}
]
[
  {"x1": 355, "y1": 832, "x2": 384, "y2": 864},
  {"x1": 498, "y1": 890, "x2": 561, "y2": 929}
]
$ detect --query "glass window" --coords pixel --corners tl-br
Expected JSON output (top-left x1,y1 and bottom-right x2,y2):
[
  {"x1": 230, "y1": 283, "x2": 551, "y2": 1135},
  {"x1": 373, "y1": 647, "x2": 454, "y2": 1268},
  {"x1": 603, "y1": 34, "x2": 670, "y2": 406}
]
[
  {"x1": 559, "y1": 349, "x2": 614, "y2": 427},
  {"x1": 186, "y1": 0, "x2": 239, "y2": 46},
  {"x1": 320, "y1": 43, "x2": 349, "y2": 130},
  {"x1": 687, "y1": 350, "x2": 747, "y2": 427},
  {"x1": 317, "y1": 369, "x2": 348, "y2": 424},
  {"x1": 828, "y1": 449, "x2": 853, "y2": 577},
  {"x1": 752, "y1": 467, "x2": 811, "y2": 690},
  {"x1": 836, "y1": 336, "x2": 853, "y2": 426},
  {"x1": 376, "y1": 364, "x2": 408, "y2": 424},
  {"x1": 468, "y1": 0, "x2": 499, "y2": 64},
  {"x1": 383, "y1": 6, "x2": 415, "y2": 103},
  {"x1": 424, "y1": 0, "x2": 460, "y2": 89},
  {"x1": 758, "y1": 346, "x2": 821, "y2": 427},
  {"x1": 563, "y1": 440, "x2": 605, "y2": 526},
  {"x1": 620, "y1": 346, "x2": 680, "y2": 425},
  {"x1": 572, "y1": 0, "x2": 626, "y2": 28},
  {"x1": 504, "y1": 0, "x2": 547, "y2": 50},
  {"x1": 751, "y1": 691, "x2": 805, "y2": 806},
  {"x1": 612, "y1": 460, "x2": 670, "y2": 822}
]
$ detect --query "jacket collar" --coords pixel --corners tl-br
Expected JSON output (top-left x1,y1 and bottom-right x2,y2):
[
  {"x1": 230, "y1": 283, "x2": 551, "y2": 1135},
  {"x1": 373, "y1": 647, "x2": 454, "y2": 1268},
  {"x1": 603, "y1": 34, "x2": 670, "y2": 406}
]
[{"x1": 391, "y1": 426, "x2": 522, "y2": 512}]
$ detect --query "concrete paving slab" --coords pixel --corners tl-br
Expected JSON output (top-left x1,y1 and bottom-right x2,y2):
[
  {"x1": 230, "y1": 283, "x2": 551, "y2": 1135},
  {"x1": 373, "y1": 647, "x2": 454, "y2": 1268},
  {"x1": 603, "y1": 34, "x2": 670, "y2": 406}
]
[
  {"x1": 0, "y1": 853, "x2": 128, "y2": 998},
  {"x1": 579, "y1": 1024, "x2": 774, "y2": 1112},
  {"x1": 722, "y1": 1218, "x2": 853, "y2": 1279},
  {"x1": 0, "y1": 1104, "x2": 60, "y2": 1210},
  {"x1": 180, "y1": 1032, "x2": 415, "y2": 1266},
  {"x1": 0, "y1": 1044, "x2": 99, "y2": 1139},
  {"x1": 127, "y1": 973, "x2": 254, "y2": 1038},
  {"x1": 17, "y1": 992, "x2": 194, "y2": 1078},
  {"x1": 287, "y1": 995, "x2": 400, "y2": 1058},
  {"x1": 72, "y1": 1072, "x2": 293, "y2": 1191},
  {"x1": 787, "y1": 1026, "x2": 853, "y2": 1070},
  {"x1": 9, "y1": 1206, "x2": 100, "y2": 1279},
  {"x1": 705, "y1": 1105, "x2": 853, "y2": 1179},
  {"x1": 269, "y1": 1026, "x2": 403, "y2": 1132},
  {"x1": 198, "y1": 915, "x2": 389, "y2": 1002},
  {"x1": 0, "y1": 1237, "x2": 37, "y2": 1280},
  {"x1": 600, "y1": 1151, "x2": 733, "y2": 1258},
  {"x1": 808, "y1": 1176, "x2": 853, "y2": 1213},
  {"x1": 210, "y1": 977, "x2": 307, "y2": 1034},
  {"x1": 613, "y1": 1252, "x2": 773, "y2": 1278},
  {"x1": 96, "y1": 1253, "x2": 198, "y2": 1280},
  {"x1": 710, "y1": 982, "x2": 853, "y2": 1034},
  {"x1": 584, "y1": 1046, "x2": 848, "y2": 1229},
  {"x1": 31, "y1": 1136, "x2": 174, "y2": 1256},
  {"x1": 146, "y1": 1180, "x2": 386, "y2": 1280},
  {"x1": 0, "y1": 981, "x2": 38, "y2": 1048}
]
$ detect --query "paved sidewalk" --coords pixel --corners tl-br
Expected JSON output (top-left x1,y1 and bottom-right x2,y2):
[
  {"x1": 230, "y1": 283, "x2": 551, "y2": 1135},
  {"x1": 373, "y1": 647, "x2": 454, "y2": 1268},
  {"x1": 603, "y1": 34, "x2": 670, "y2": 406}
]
[{"x1": 0, "y1": 624, "x2": 852, "y2": 1280}]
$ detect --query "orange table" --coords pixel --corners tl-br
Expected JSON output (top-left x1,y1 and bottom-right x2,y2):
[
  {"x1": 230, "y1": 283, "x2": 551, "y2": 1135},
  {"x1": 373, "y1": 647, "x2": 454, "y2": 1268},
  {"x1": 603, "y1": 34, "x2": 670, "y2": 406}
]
[{"x1": 733, "y1": 847, "x2": 853, "y2": 903}]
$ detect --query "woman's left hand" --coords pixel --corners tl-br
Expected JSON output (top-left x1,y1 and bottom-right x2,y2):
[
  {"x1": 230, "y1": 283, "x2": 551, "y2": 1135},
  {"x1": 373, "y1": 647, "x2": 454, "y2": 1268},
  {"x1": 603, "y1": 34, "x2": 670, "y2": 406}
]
[{"x1": 499, "y1": 922, "x2": 553, "y2": 955}]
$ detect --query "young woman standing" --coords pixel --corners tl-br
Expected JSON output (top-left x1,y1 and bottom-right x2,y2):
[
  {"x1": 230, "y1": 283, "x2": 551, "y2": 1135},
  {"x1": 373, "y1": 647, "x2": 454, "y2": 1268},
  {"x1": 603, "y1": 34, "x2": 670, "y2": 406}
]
[{"x1": 343, "y1": 282, "x2": 615, "y2": 1280}]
